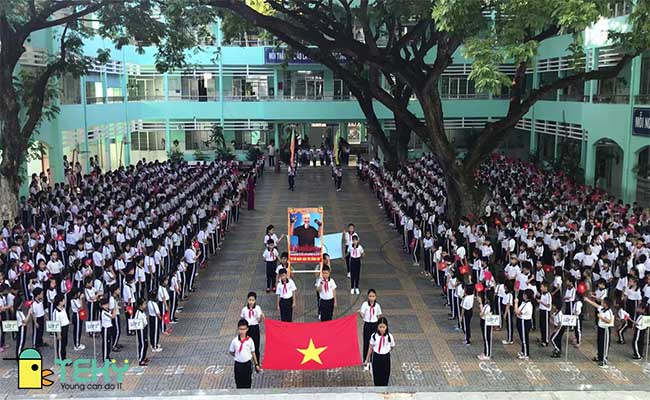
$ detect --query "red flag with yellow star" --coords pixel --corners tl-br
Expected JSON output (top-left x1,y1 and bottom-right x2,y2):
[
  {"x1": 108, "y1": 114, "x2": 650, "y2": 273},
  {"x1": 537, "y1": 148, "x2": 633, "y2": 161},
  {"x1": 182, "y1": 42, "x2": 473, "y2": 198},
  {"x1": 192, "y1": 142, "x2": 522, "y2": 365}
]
[{"x1": 262, "y1": 314, "x2": 361, "y2": 370}]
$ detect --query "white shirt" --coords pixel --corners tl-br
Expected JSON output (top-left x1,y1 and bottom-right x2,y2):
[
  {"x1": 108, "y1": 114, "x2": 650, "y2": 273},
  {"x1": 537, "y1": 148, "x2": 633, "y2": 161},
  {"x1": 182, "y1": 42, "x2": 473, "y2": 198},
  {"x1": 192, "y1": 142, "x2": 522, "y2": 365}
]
[
  {"x1": 147, "y1": 301, "x2": 160, "y2": 317},
  {"x1": 276, "y1": 279, "x2": 297, "y2": 299},
  {"x1": 369, "y1": 332, "x2": 395, "y2": 355},
  {"x1": 240, "y1": 305, "x2": 263, "y2": 326},
  {"x1": 360, "y1": 301, "x2": 382, "y2": 323},
  {"x1": 184, "y1": 248, "x2": 197, "y2": 264},
  {"x1": 517, "y1": 301, "x2": 533, "y2": 320},
  {"x1": 31, "y1": 300, "x2": 45, "y2": 318},
  {"x1": 316, "y1": 278, "x2": 337, "y2": 300},
  {"x1": 53, "y1": 307, "x2": 70, "y2": 327},
  {"x1": 135, "y1": 309, "x2": 148, "y2": 327},
  {"x1": 538, "y1": 293, "x2": 552, "y2": 311},
  {"x1": 461, "y1": 294, "x2": 474, "y2": 311},
  {"x1": 229, "y1": 336, "x2": 255, "y2": 363},
  {"x1": 100, "y1": 309, "x2": 113, "y2": 328},
  {"x1": 349, "y1": 245, "x2": 364, "y2": 258},
  {"x1": 46, "y1": 260, "x2": 63, "y2": 275},
  {"x1": 597, "y1": 306, "x2": 614, "y2": 328},
  {"x1": 263, "y1": 248, "x2": 279, "y2": 262}
]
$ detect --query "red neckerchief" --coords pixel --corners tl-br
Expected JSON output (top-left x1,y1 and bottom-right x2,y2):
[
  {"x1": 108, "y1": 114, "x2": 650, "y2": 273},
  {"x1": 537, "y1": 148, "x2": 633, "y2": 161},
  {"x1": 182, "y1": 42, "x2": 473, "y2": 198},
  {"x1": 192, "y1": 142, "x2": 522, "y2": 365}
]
[
  {"x1": 248, "y1": 306, "x2": 255, "y2": 319},
  {"x1": 238, "y1": 336, "x2": 249, "y2": 352},
  {"x1": 369, "y1": 302, "x2": 375, "y2": 319},
  {"x1": 282, "y1": 281, "x2": 287, "y2": 295},
  {"x1": 324, "y1": 278, "x2": 329, "y2": 292},
  {"x1": 378, "y1": 334, "x2": 386, "y2": 352}
]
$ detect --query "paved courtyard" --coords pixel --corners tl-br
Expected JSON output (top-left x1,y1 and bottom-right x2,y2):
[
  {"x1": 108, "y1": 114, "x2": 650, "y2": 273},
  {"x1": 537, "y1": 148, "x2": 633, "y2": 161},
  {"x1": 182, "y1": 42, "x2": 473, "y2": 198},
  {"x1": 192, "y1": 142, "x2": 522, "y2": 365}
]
[{"x1": 2, "y1": 166, "x2": 650, "y2": 397}]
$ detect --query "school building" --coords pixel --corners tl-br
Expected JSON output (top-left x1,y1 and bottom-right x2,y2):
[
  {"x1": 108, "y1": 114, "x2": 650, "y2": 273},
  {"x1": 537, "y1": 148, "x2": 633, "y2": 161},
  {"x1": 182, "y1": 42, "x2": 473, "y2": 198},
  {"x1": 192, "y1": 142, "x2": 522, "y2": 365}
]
[{"x1": 19, "y1": 1, "x2": 650, "y2": 206}]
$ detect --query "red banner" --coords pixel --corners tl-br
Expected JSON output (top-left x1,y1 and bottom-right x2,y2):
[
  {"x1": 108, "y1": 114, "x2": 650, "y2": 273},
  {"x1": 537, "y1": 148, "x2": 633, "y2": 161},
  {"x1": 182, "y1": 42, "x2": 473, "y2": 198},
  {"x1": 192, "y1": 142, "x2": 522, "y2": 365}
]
[{"x1": 262, "y1": 314, "x2": 361, "y2": 370}]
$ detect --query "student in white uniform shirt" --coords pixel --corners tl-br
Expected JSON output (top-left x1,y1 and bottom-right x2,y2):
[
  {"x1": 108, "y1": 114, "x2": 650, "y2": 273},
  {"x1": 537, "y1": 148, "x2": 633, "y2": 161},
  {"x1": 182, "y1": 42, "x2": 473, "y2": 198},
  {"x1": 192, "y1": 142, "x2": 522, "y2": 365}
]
[
  {"x1": 229, "y1": 319, "x2": 260, "y2": 389},
  {"x1": 240, "y1": 292, "x2": 265, "y2": 362},
  {"x1": 157, "y1": 276, "x2": 171, "y2": 335},
  {"x1": 100, "y1": 298, "x2": 116, "y2": 363},
  {"x1": 632, "y1": 305, "x2": 649, "y2": 360},
  {"x1": 422, "y1": 231, "x2": 435, "y2": 277},
  {"x1": 52, "y1": 294, "x2": 70, "y2": 360},
  {"x1": 364, "y1": 316, "x2": 395, "y2": 386},
  {"x1": 262, "y1": 240, "x2": 279, "y2": 293},
  {"x1": 147, "y1": 293, "x2": 162, "y2": 352},
  {"x1": 550, "y1": 301, "x2": 566, "y2": 357},
  {"x1": 184, "y1": 242, "x2": 200, "y2": 293},
  {"x1": 348, "y1": 235, "x2": 364, "y2": 294},
  {"x1": 316, "y1": 265, "x2": 337, "y2": 321},
  {"x1": 571, "y1": 295, "x2": 583, "y2": 348},
  {"x1": 343, "y1": 224, "x2": 357, "y2": 278},
  {"x1": 30, "y1": 288, "x2": 46, "y2": 348},
  {"x1": 276, "y1": 268, "x2": 296, "y2": 322},
  {"x1": 514, "y1": 289, "x2": 534, "y2": 359},
  {"x1": 460, "y1": 285, "x2": 475, "y2": 345},
  {"x1": 14, "y1": 298, "x2": 31, "y2": 359},
  {"x1": 70, "y1": 290, "x2": 86, "y2": 351},
  {"x1": 359, "y1": 289, "x2": 382, "y2": 362},
  {"x1": 134, "y1": 298, "x2": 149, "y2": 366},
  {"x1": 478, "y1": 292, "x2": 493, "y2": 360},
  {"x1": 584, "y1": 296, "x2": 614, "y2": 368},
  {"x1": 537, "y1": 282, "x2": 552, "y2": 347}
]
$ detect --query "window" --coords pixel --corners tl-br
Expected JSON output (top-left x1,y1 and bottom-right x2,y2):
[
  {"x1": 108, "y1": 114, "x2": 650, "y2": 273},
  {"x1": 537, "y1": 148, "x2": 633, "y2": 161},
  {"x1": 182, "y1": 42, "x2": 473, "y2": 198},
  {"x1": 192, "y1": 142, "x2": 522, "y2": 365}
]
[
  {"x1": 595, "y1": 64, "x2": 631, "y2": 103},
  {"x1": 639, "y1": 52, "x2": 650, "y2": 104},
  {"x1": 60, "y1": 73, "x2": 81, "y2": 104},
  {"x1": 232, "y1": 77, "x2": 269, "y2": 99},
  {"x1": 439, "y1": 76, "x2": 485, "y2": 98},
  {"x1": 127, "y1": 76, "x2": 164, "y2": 101},
  {"x1": 131, "y1": 131, "x2": 165, "y2": 151},
  {"x1": 334, "y1": 77, "x2": 352, "y2": 100},
  {"x1": 185, "y1": 130, "x2": 210, "y2": 150},
  {"x1": 538, "y1": 72, "x2": 559, "y2": 100},
  {"x1": 85, "y1": 72, "x2": 103, "y2": 104},
  {"x1": 282, "y1": 71, "x2": 324, "y2": 99},
  {"x1": 234, "y1": 130, "x2": 267, "y2": 150},
  {"x1": 607, "y1": 1, "x2": 632, "y2": 17}
]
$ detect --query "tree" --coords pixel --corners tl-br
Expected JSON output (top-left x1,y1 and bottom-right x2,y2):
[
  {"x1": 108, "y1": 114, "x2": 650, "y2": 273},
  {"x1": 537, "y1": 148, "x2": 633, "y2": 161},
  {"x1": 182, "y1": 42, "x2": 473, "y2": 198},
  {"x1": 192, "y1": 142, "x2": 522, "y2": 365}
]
[
  {"x1": 0, "y1": 0, "x2": 217, "y2": 221},
  {"x1": 210, "y1": 0, "x2": 650, "y2": 224}
]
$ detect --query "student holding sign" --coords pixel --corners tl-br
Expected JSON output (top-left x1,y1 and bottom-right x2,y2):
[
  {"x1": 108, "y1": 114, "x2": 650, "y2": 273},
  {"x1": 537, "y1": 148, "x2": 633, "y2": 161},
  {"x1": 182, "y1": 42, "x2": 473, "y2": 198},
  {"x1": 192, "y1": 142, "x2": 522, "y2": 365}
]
[
  {"x1": 478, "y1": 292, "x2": 494, "y2": 360},
  {"x1": 584, "y1": 296, "x2": 614, "y2": 368}
]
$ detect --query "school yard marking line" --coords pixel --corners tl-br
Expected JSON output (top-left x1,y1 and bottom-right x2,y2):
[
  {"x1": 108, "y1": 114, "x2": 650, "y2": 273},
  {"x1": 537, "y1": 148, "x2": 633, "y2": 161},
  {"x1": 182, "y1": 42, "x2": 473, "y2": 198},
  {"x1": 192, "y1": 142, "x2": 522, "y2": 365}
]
[
  {"x1": 517, "y1": 360, "x2": 546, "y2": 382},
  {"x1": 478, "y1": 360, "x2": 505, "y2": 381}
]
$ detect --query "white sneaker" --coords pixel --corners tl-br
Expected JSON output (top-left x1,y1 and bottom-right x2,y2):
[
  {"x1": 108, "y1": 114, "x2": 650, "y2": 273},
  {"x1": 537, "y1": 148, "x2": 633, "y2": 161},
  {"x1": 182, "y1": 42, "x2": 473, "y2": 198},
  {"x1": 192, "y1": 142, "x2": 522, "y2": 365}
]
[
  {"x1": 74, "y1": 344, "x2": 86, "y2": 351},
  {"x1": 355, "y1": 288, "x2": 360, "y2": 295},
  {"x1": 351, "y1": 289, "x2": 355, "y2": 294},
  {"x1": 152, "y1": 347, "x2": 163, "y2": 352},
  {"x1": 347, "y1": 272, "x2": 351, "y2": 278}
]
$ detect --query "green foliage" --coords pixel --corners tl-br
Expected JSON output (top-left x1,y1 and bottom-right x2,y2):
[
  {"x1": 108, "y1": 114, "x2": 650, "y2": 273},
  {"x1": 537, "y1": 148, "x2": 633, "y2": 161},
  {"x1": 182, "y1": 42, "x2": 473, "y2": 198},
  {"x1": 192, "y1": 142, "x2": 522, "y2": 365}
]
[
  {"x1": 168, "y1": 148, "x2": 184, "y2": 164},
  {"x1": 193, "y1": 148, "x2": 207, "y2": 162},
  {"x1": 246, "y1": 146, "x2": 263, "y2": 162}
]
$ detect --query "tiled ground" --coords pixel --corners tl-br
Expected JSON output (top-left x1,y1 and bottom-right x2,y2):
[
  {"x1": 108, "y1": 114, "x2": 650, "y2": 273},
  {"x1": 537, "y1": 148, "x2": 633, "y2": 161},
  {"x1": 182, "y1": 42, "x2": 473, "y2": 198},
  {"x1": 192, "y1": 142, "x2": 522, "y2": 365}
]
[{"x1": 2, "y1": 166, "x2": 649, "y2": 397}]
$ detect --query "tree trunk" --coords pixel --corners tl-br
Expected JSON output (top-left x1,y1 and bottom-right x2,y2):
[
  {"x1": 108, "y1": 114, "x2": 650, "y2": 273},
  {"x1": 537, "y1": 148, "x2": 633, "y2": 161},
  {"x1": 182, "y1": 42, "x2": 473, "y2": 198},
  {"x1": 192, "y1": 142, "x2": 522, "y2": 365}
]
[
  {"x1": 394, "y1": 118, "x2": 410, "y2": 165},
  {"x1": 0, "y1": 174, "x2": 18, "y2": 223},
  {"x1": 444, "y1": 165, "x2": 486, "y2": 226}
]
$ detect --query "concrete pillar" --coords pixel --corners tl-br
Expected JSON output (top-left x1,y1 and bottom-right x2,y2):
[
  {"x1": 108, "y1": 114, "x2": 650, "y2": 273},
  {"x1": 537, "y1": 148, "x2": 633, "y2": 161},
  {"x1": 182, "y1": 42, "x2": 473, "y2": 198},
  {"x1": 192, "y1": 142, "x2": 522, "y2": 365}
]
[
  {"x1": 622, "y1": 55, "x2": 642, "y2": 203},
  {"x1": 80, "y1": 76, "x2": 90, "y2": 172},
  {"x1": 585, "y1": 142, "x2": 596, "y2": 186}
]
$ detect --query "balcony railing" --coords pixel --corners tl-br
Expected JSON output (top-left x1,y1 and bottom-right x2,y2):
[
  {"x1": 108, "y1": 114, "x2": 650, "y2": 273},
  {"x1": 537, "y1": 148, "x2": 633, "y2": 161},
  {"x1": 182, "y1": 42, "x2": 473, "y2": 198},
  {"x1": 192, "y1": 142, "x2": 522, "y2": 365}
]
[
  {"x1": 440, "y1": 93, "x2": 491, "y2": 100},
  {"x1": 592, "y1": 94, "x2": 630, "y2": 104},
  {"x1": 559, "y1": 94, "x2": 586, "y2": 102},
  {"x1": 86, "y1": 96, "x2": 104, "y2": 104},
  {"x1": 107, "y1": 96, "x2": 124, "y2": 103},
  {"x1": 635, "y1": 94, "x2": 650, "y2": 105},
  {"x1": 127, "y1": 95, "x2": 166, "y2": 101}
]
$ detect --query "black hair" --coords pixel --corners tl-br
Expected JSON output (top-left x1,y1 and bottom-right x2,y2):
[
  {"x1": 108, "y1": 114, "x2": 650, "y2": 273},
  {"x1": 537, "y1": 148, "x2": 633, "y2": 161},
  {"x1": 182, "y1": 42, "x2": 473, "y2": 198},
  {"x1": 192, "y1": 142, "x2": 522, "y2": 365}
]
[
  {"x1": 237, "y1": 318, "x2": 249, "y2": 328},
  {"x1": 266, "y1": 225, "x2": 274, "y2": 233},
  {"x1": 375, "y1": 316, "x2": 392, "y2": 342},
  {"x1": 322, "y1": 265, "x2": 331, "y2": 272},
  {"x1": 54, "y1": 293, "x2": 65, "y2": 306}
]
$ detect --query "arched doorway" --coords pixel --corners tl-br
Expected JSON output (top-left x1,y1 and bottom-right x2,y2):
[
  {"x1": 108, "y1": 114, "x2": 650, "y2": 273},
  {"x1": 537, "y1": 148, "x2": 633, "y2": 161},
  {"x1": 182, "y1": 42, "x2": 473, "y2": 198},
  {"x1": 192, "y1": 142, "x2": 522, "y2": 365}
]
[
  {"x1": 594, "y1": 139, "x2": 624, "y2": 198},
  {"x1": 636, "y1": 146, "x2": 650, "y2": 207}
]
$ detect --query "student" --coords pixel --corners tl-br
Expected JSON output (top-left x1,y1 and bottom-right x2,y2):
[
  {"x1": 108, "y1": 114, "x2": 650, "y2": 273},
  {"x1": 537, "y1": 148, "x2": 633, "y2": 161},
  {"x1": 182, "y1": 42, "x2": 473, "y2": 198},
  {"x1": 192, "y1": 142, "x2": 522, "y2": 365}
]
[
  {"x1": 563, "y1": 277, "x2": 576, "y2": 315},
  {"x1": 478, "y1": 292, "x2": 493, "y2": 360},
  {"x1": 584, "y1": 296, "x2": 614, "y2": 368},
  {"x1": 514, "y1": 289, "x2": 534, "y2": 359},
  {"x1": 30, "y1": 288, "x2": 46, "y2": 348},
  {"x1": 14, "y1": 297, "x2": 31, "y2": 359},
  {"x1": 316, "y1": 265, "x2": 337, "y2": 321},
  {"x1": 169, "y1": 266, "x2": 181, "y2": 323},
  {"x1": 537, "y1": 282, "x2": 551, "y2": 347},
  {"x1": 84, "y1": 277, "x2": 98, "y2": 325},
  {"x1": 123, "y1": 274, "x2": 136, "y2": 336},
  {"x1": 343, "y1": 224, "x2": 357, "y2": 278},
  {"x1": 364, "y1": 316, "x2": 395, "y2": 386},
  {"x1": 275, "y1": 268, "x2": 296, "y2": 322},
  {"x1": 52, "y1": 294, "x2": 70, "y2": 360},
  {"x1": 349, "y1": 234, "x2": 364, "y2": 294},
  {"x1": 240, "y1": 292, "x2": 264, "y2": 362},
  {"x1": 572, "y1": 295, "x2": 583, "y2": 348},
  {"x1": 461, "y1": 285, "x2": 475, "y2": 345},
  {"x1": 100, "y1": 297, "x2": 115, "y2": 363},
  {"x1": 412, "y1": 222, "x2": 422, "y2": 267},
  {"x1": 70, "y1": 289, "x2": 86, "y2": 351},
  {"x1": 501, "y1": 281, "x2": 514, "y2": 345},
  {"x1": 616, "y1": 307, "x2": 631, "y2": 344},
  {"x1": 147, "y1": 291, "x2": 163, "y2": 352},
  {"x1": 287, "y1": 165, "x2": 295, "y2": 191},
  {"x1": 263, "y1": 239, "x2": 279, "y2": 293},
  {"x1": 550, "y1": 301, "x2": 565, "y2": 358},
  {"x1": 110, "y1": 286, "x2": 123, "y2": 353},
  {"x1": 0, "y1": 284, "x2": 9, "y2": 351},
  {"x1": 423, "y1": 231, "x2": 434, "y2": 276},
  {"x1": 359, "y1": 289, "x2": 382, "y2": 362},
  {"x1": 229, "y1": 319, "x2": 260, "y2": 389},
  {"x1": 134, "y1": 298, "x2": 149, "y2": 366},
  {"x1": 632, "y1": 305, "x2": 649, "y2": 360},
  {"x1": 157, "y1": 276, "x2": 171, "y2": 336}
]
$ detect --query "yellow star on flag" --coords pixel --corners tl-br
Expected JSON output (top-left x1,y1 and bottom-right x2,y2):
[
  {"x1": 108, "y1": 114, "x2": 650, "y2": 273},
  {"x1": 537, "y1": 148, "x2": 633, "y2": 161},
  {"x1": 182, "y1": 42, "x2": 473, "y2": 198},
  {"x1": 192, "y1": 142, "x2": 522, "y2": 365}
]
[{"x1": 296, "y1": 338, "x2": 328, "y2": 365}]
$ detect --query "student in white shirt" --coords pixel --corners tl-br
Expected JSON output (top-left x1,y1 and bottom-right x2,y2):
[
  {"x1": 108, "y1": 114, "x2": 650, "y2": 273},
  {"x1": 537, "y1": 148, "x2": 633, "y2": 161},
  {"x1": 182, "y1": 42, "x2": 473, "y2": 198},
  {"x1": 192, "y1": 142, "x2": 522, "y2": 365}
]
[
  {"x1": 571, "y1": 296, "x2": 583, "y2": 348},
  {"x1": 134, "y1": 298, "x2": 149, "y2": 366},
  {"x1": 316, "y1": 265, "x2": 337, "y2": 321},
  {"x1": 240, "y1": 292, "x2": 265, "y2": 362},
  {"x1": 229, "y1": 319, "x2": 260, "y2": 389},
  {"x1": 423, "y1": 231, "x2": 435, "y2": 277},
  {"x1": 586, "y1": 294, "x2": 615, "y2": 368},
  {"x1": 70, "y1": 290, "x2": 86, "y2": 351},
  {"x1": 30, "y1": 288, "x2": 46, "y2": 348},
  {"x1": 349, "y1": 235, "x2": 364, "y2": 294},
  {"x1": 276, "y1": 268, "x2": 296, "y2": 322},
  {"x1": 262, "y1": 240, "x2": 279, "y2": 293},
  {"x1": 100, "y1": 298, "x2": 116, "y2": 363},
  {"x1": 537, "y1": 282, "x2": 552, "y2": 347},
  {"x1": 460, "y1": 285, "x2": 475, "y2": 345},
  {"x1": 364, "y1": 316, "x2": 395, "y2": 386},
  {"x1": 478, "y1": 292, "x2": 493, "y2": 360},
  {"x1": 343, "y1": 224, "x2": 357, "y2": 278},
  {"x1": 147, "y1": 293, "x2": 162, "y2": 352},
  {"x1": 632, "y1": 305, "x2": 650, "y2": 359},
  {"x1": 359, "y1": 289, "x2": 382, "y2": 362},
  {"x1": 157, "y1": 276, "x2": 171, "y2": 336},
  {"x1": 14, "y1": 298, "x2": 31, "y2": 359},
  {"x1": 514, "y1": 289, "x2": 534, "y2": 359},
  {"x1": 550, "y1": 302, "x2": 565, "y2": 358},
  {"x1": 52, "y1": 294, "x2": 70, "y2": 360}
]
